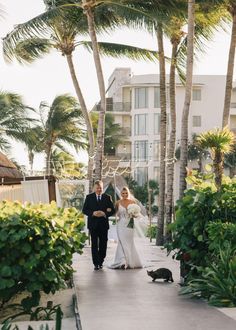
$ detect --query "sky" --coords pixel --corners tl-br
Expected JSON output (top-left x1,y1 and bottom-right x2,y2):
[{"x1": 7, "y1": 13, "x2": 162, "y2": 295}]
[{"x1": 0, "y1": 0, "x2": 234, "y2": 170}]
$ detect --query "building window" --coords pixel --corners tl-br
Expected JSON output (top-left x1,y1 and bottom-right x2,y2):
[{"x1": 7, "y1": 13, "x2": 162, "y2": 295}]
[
  {"x1": 134, "y1": 114, "x2": 148, "y2": 135},
  {"x1": 134, "y1": 167, "x2": 148, "y2": 186},
  {"x1": 134, "y1": 141, "x2": 148, "y2": 161},
  {"x1": 153, "y1": 141, "x2": 160, "y2": 161},
  {"x1": 192, "y1": 88, "x2": 201, "y2": 101},
  {"x1": 193, "y1": 115, "x2": 201, "y2": 127},
  {"x1": 134, "y1": 87, "x2": 148, "y2": 108},
  {"x1": 154, "y1": 113, "x2": 170, "y2": 135},
  {"x1": 154, "y1": 87, "x2": 160, "y2": 108}
]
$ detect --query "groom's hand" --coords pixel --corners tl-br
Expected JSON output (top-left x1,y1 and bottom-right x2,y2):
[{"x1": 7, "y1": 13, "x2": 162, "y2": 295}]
[{"x1": 93, "y1": 211, "x2": 106, "y2": 217}]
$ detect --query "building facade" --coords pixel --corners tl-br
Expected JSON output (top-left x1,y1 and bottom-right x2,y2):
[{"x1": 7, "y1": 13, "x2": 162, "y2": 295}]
[{"x1": 101, "y1": 67, "x2": 234, "y2": 198}]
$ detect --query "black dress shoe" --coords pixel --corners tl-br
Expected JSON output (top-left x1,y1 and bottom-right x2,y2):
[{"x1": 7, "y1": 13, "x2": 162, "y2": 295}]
[
  {"x1": 99, "y1": 264, "x2": 103, "y2": 269},
  {"x1": 94, "y1": 265, "x2": 99, "y2": 270}
]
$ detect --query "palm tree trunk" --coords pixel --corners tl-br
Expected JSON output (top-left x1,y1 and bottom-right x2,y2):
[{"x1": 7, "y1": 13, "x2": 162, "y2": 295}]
[
  {"x1": 66, "y1": 53, "x2": 95, "y2": 192},
  {"x1": 214, "y1": 151, "x2": 223, "y2": 190},
  {"x1": 222, "y1": 8, "x2": 236, "y2": 128},
  {"x1": 179, "y1": 0, "x2": 195, "y2": 199},
  {"x1": 28, "y1": 150, "x2": 34, "y2": 175},
  {"x1": 156, "y1": 23, "x2": 167, "y2": 246},
  {"x1": 46, "y1": 143, "x2": 52, "y2": 176},
  {"x1": 82, "y1": 0, "x2": 106, "y2": 180},
  {"x1": 165, "y1": 41, "x2": 178, "y2": 243}
]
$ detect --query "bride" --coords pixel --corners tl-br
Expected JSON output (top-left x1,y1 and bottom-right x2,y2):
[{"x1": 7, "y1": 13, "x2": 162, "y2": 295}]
[{"x1": 109, "y1": 186, "x2": 142, "y2": 269}]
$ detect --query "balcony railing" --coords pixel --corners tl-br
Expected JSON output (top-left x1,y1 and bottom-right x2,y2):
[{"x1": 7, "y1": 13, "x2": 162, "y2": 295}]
[
  {"x1": 95, "y1": 102, "x2": 131, "y2": 112},
  {"x1": 105, "y1": 153, "x2": 131, "y2": 161}
]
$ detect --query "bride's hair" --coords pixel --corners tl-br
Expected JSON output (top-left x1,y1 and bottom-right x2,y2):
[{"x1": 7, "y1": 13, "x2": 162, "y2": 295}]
[{"x1": 121, "y1": 186, "x2": 131, "y2": 199}]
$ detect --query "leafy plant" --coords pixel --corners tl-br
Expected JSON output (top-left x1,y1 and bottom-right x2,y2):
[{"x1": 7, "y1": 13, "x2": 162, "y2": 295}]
[
  {"x1": 0, "y1": 201, "x2": 87, "y2": 309},
  {"x1": 146, "y1": 225, "x2": 157, "y2": 239},
  {"x1": 3, "y1": 302, "x2": 62, "y2": 322},
  {"x1": 181, "y1": 244, "x2": 236, "y2": 307},
  {"x1": 165, "y1": 180, "x2": 236, "y2": 280},
  {"x1": 1, "y1": 306, "x2": 62, "y2": 329}
]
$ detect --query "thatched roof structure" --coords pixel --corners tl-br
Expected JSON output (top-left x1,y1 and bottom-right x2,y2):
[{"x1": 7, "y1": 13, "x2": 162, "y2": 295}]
[{"x1": 0, "y1": 152, "x2": 22, "y2": 178}]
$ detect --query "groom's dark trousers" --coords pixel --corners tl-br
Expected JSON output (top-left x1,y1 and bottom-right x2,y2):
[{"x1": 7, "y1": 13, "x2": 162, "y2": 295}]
[{"x1": 82, "y1": 192, "x2": 115, "y2": 267}]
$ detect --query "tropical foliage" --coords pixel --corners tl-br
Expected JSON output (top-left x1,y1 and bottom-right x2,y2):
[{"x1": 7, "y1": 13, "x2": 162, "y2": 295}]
[
  {"x1": 181, "y1": 223, "x2": 236, "y2": 307},
  {"x1": 197, "y1": 127, "x2": 235, "y2": 189},
  {"x1": 0, "y1": 200, "x2": 86, "y2": 309},
  {"x1": 165, "y1": 176, "x2": 236, "y2": 306},
  {"x1": 0, "y1": 92, "x2": 31, "y2": 152},
  {"x1": 50, "y1": 149, "x2": 86, "y2": 178},
  {"x1": 33, "y1": 94, "x2": 86, "y2": 174},
  {"x1": 91, "y1": 112, "x2": 125, "y2": 155}
]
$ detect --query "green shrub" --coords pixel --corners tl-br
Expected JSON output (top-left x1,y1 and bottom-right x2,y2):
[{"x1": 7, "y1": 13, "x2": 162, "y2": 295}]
[
  {"x1": 0, "y1": 201, "x2": 87, "y2": 309},
  {"x1": 165, "y1": 181, "x2": 236, "y2": 280},
  {"x1": 207, "y1": 221, "x2": 236, "y2": 251},
  {"x1": 181, "y1": 244, "x2": 236, "y2": 307},
  {"x1": 146, "y1": 225, "x2": 157, "y2": 239}
]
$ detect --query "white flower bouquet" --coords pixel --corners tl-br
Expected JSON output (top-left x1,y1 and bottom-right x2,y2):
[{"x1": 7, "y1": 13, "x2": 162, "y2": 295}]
[{"x1": 127, "y1": 204, "x2": 141, "y2": 228}]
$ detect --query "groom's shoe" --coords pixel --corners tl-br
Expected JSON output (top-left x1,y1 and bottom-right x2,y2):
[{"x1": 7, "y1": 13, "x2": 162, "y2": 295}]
[
  {"x1": 94, "y1": 265, "x2": 99, "y2": 271},
  {"x1": 99, "y1": 264, "x2": 103, "y2": 269}
]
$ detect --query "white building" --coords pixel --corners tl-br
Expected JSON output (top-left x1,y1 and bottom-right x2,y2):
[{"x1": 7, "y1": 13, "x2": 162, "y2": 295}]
[{"x1": 100, "y1": 67, "x2": 235, "y2": 198}]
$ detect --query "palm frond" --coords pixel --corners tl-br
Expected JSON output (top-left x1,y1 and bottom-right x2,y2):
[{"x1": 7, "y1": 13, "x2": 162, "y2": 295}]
[
  {"x1": 3, "y1": 5, "x2": 87, "y2": 61},
  {"x1": 13, "y1": 38, "x2": 53, "y2": 64},
  {"x1": 197, "y1": 127, "x2": 235, "y2": 153},
  {"x1": 81, "y1": 41, "x2": 158, "y2": 62}
]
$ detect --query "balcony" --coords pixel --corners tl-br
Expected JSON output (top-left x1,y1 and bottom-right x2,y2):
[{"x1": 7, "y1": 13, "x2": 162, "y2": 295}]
[
  {"x1": 105, "y1": 153, "x2": 131, "y2": 161},
  {"x1": 94, "y1": 102, "x2": 131, "y2": 112}
]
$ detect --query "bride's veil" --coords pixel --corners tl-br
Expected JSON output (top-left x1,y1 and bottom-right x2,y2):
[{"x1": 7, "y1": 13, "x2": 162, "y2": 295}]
[{"x1": 130, "y1": 195, "x2": 148, "y2": 239}]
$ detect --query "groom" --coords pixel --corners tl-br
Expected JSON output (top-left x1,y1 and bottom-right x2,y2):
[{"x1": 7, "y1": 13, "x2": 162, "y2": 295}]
[{"x1": 82, "y1": 180, "x2": 115, "y2": 270}]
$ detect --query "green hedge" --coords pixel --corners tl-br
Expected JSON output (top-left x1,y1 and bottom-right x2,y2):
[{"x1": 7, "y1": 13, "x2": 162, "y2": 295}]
[
  {"x1": 165, "y1": 181, "x2": 236, "y2": 306},
  {"x1": 0, "y1": 201, "x2": 87, "y2": 309},
  {"x1": 166, "y1": 182, "x2": 236, "y2": 276}
]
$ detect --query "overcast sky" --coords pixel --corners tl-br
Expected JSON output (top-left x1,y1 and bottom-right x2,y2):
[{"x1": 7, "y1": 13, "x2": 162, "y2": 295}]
[{"x1": 0, "y1": 0, "x2": 234, "y2": 169}]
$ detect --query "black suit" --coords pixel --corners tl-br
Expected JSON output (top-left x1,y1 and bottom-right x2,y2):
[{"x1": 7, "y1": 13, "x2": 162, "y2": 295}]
[{"x1": 82, "y1": 192, "x2": 115, "y2": 267}]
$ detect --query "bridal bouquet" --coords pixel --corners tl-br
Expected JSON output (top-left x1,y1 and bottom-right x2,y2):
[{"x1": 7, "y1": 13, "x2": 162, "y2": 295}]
[{"x1": 127, "y1": 204, "x2": 141, "y2": 228}]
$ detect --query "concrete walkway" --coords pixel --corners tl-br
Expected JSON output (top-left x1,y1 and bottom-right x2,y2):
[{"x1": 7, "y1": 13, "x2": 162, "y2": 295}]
[{"x1": 73, "y1": 236, "x2": 236, "y2": 330}]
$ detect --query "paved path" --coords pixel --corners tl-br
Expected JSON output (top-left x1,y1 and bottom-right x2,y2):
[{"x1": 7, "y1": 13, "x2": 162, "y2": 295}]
[{"x1": 73, "y1": 236, "x2": 236, "y2": 330}]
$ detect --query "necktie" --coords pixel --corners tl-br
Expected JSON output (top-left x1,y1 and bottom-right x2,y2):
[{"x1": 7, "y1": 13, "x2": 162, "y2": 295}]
[{"x1": 98, "y1": 195, "x2": 101, "y2": 202}]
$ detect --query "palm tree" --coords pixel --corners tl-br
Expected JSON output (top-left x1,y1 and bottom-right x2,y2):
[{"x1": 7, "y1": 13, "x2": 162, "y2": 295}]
[
  {"x1": 3, "y1": 2, "x2": 158, "y2": 189},
  {"x1": 0, "y1": 91, "x2": 31, "y2": 151},
  {"x1": 80, "y1": 0, "x2": 163, "y2": 180},
  {"x1": 164, "y1": 17, "x2": 185, "y2": 242},
  {"x1": 19, "y1": 126, "x2": 44, "y2": 174},
  {"x1": 91, "y1": 112, "x2": 126, "y2": 155},
  {"x1": 222, "y1": 2, "x2": 236, "y2": 127},
  {"x1": 50, "y1": 148, "x2": 86, "y2": 178},
  {"x1": 3, "y1": 4, "x2": 95, "y2": 188},
  {"x1": 197, "y1": 127, "x2": 235, "y2": 189},
  {"x1": 179, "y1": 0, "x2": 195, "y2": 199},
  {"x1": 175, "y1": 134, "x2": 209, "y2": 172},
  {"x1": 82, "y1": 0, "x2": 111, "y2": 180},
  {"x1": 35, "y1": 94, "x2": 86, "y2": 174}
]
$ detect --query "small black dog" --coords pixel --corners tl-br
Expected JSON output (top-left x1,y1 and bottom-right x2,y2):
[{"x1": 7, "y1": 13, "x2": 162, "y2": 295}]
[{"x1": 147, "y1": 268, "x2": 174, "y2": 282}]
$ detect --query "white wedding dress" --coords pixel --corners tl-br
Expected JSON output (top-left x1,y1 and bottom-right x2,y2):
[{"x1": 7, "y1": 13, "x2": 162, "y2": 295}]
[{"x1": 109, "y1": 204, "x2": 142, "y2": 269}]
